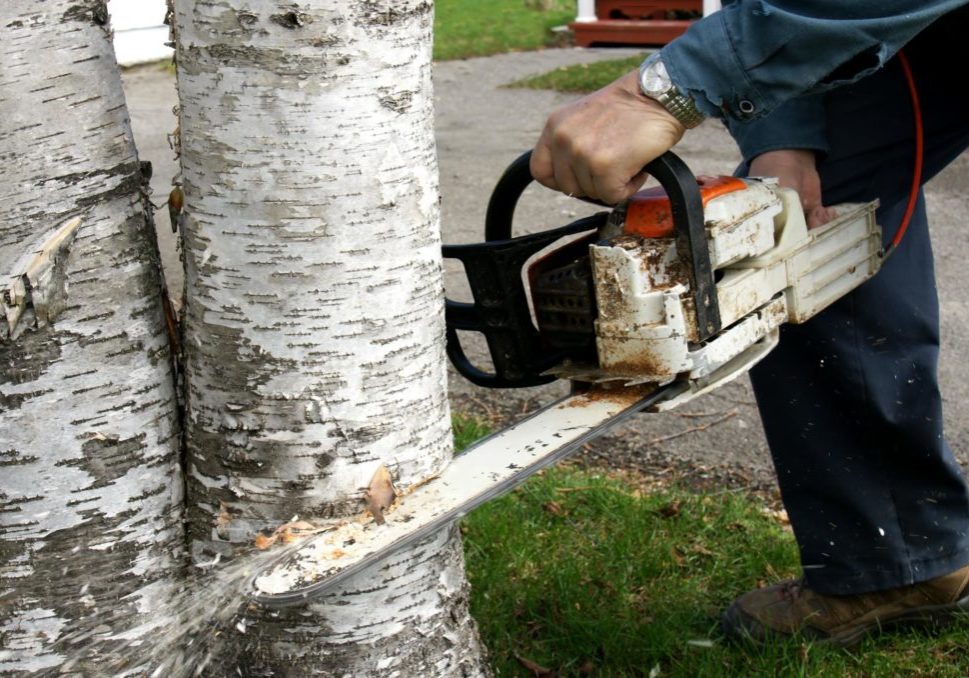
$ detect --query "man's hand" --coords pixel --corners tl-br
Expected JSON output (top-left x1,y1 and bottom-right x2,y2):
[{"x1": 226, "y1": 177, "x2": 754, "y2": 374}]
[
  {"x1": 531, "y1": 69, "x2": 686, "y2": 205},
  {"x1": 748, "y1": 149, "x2": 837, "y2": 229}
]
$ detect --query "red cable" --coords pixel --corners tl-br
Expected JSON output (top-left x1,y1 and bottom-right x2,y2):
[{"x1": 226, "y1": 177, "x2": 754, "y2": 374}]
[{"x1": 884, "y1": 49, "x2": 923, "y2": 257}]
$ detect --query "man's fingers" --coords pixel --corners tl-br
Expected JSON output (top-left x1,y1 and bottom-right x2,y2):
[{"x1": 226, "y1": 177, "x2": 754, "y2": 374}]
[
  {"x1": 616, "y1": 170, "x2": 648, "y2": 205},
  {"x1": 530, "y1": 140, "x2": 556, "y2": 190},
  {"x1": 589, "y1": 174, "x2": 636, "y2": 205},
  {"x1": 801, "y1": 194, "x2": 838, "y2": 229},
  {"x1": 529, "y1": 69, "x2": 685, "y2": 203},
  {"x1": 567, "y1": 150, "x2": 602, "y2": 199},
  {"x1": 806, "y1": 205, "x2": 838, "y2": 229},
  {"x1": 552, "y1": 152, "x2": 585, "y2": 198}
]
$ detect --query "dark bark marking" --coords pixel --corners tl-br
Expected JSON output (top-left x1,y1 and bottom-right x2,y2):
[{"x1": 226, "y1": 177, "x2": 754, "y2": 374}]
[
  {"x1": 105, "y1": 340, "x2": 145, "y2": 359},
  {"x1": 92, "y1": 2, "x2": 108, "y2": 26},
  {"x1": 62, "y1": 1, "x2": 109, "y2": 27},
  {"x1": 14, "y1": 503, "x2": 183, "y2": 674},
  {"x1": 357, "y1": 1, "x2": 432, "y2": 27},
  {"x1": 236, "y1": 11, "x2": 259, "y2": 29},
  {"x1": 180, "y1": 44, "x2": 329, "y2": 77},
  {"x1": 38, "y1": 160, "x2": 141, "y2": 211},
  {"x1": 314, "y1": 453, "x2": 334, "y2": 471},
  {"x1": 310, "y1": 35, "x2": 342, "y2": 48},
  {"x1": 0, "y1": 450, "x2": 39, "y2": 466},
  {"x1": 270, "y1": 10, "x2": 313, "y2": 29},
  {"x1": 125, "y1": 482, "x2": 169, "y2": 503},
  {"x1": 78, "y1": 330, "x2": 128, "y2": 347},
  {"x1": 74, "y1": 310, "x2": 116, "y2": 323},
  {"x1": 55, "y1": 433, "x2": 150, "y2": 489},
  {"x1": 378, "y1": 90, "x2": 414, "y2": 114},
  {"x1": 65, "y1": 495, "x2": 100, "y2": 507},
  {"x1": 0, "y1": 386, "x2": 57, "y2": 411},
  {"x1": 0, "y1": 493, "x2": 44, "y2": 510},
  {"x1": 95, "y1": 398, "x2": 137, "y2": 415},
  {"x1": 0, "y1": 330, "x2": 62, "y2": 387},
  {"x1": 70, "y1": 55, "x2": 102, "y2": 66}
]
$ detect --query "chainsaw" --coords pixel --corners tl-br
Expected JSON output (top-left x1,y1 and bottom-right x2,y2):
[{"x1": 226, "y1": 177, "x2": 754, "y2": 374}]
[{"x1": 251, "y1": 150, "x2": 881, "y2": 605}]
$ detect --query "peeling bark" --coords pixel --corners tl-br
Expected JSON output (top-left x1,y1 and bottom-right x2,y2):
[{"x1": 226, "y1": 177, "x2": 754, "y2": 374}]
[
  {"x1": 173, "y1": 0, "x2": 486, "y2": 673},
  {"x1": 0, "y1": 2, "x2": 183, "y2": 673}
]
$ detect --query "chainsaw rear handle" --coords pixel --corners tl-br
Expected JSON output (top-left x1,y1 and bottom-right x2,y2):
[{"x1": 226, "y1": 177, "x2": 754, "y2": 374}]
[{"x1": 443, "y1": 149, "x2": 721, "y2": 388}]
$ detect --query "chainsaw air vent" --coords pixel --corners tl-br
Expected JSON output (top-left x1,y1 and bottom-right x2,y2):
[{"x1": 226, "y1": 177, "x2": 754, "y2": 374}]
[{"x1": 532, "y1": 256, "x2": 597, "y2": 356}]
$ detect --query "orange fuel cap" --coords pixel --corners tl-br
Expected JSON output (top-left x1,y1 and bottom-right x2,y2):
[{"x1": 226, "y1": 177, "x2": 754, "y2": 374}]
[{"x1": 623, "y1": 175, "x2": 746, "y2": 238}]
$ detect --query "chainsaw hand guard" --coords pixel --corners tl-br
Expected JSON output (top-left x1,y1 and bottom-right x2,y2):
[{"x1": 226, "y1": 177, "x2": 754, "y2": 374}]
[{"x1": 443, "y1": 217, "x2": 603, "y2": 388}]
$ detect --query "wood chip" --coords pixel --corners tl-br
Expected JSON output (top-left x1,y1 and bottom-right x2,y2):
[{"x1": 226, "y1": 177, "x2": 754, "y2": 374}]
[
  {"x1": 515, "y1": 654, "x2": 554, "y2": 677},
  {"x1": 365, "y1": 464, "x2": 397, "y2": 525}
]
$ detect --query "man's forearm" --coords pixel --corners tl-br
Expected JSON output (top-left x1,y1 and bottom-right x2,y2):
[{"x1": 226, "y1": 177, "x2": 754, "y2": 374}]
[{"x1": 664, "y1": 0, "x2": 965, "y2": 123}]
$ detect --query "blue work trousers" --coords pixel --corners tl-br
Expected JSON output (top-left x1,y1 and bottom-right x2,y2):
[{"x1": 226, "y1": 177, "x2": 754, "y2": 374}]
[{"x1": 745, "y1": 15, "x2": 969, "y2": 595}]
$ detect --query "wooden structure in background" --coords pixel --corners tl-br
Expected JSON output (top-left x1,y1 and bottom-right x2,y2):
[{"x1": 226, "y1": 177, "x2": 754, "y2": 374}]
[{"x1": 570, "y1": 0, "x2": 703, "y2": 47}]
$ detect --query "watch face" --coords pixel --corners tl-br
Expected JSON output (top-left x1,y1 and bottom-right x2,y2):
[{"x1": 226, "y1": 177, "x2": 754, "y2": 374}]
[
  {"x1": 641, "y1": 58, "x2": 671, "y2": 97},
  {"x1": 638, "y1": 54, "x2": 705, "y2": 128}
]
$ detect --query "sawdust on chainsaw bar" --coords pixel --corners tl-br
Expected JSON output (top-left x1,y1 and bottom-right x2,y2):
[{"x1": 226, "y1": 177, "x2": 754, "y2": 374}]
[{"x1": 560, "y1": 383, "x2": 658, "y2": 407}]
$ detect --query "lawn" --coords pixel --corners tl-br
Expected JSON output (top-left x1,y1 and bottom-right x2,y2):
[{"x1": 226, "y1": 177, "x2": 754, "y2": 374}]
[
  {"x1": 454, "y1": 420, "x2": 969, "y2": 677},
  {"x1": 508, "y1": 54, "x2": 649, "y2": 93},
  {"x1": 433, "y1": 0, "x2": 575, "y2": 61},
  {"x1": 432, "y1": 0, "x2": 649, "y2": 89}
]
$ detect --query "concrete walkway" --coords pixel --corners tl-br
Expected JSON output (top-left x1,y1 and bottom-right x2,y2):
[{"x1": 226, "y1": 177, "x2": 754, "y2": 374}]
[{"x1": 121, "y1": 48, "x2": 969, "y2": 488}]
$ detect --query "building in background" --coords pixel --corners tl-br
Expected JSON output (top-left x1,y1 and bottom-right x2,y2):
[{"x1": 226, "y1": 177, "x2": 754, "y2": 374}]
[
  {"x1": 109, "y1": 0, "x2": 172, "y2": 66},
  {"x1": 571, "y1": 0, "x2": 720, "y2": 47}
]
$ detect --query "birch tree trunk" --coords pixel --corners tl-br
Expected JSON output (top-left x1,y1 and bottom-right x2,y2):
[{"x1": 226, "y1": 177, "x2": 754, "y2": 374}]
[
  {"x1": 0, "y1": 1, "x2": 183, "y2": 674},
  {"x1": 173, "y1": 0, "x2": 487, "y2": 673}
]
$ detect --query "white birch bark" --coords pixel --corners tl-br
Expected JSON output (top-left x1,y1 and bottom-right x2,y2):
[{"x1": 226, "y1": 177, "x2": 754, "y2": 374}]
[
  {"x1": 173, "y1": 0, "x2": 487, "y2": 673},
  {"x1": 0, "y1": 1, "x2": 184, "y2": 674}
]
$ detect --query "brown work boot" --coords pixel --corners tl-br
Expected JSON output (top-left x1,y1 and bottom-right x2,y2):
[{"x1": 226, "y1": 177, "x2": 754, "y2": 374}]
[{"x1": 721, "y1": 564, "x2": 969, "y2": 647}]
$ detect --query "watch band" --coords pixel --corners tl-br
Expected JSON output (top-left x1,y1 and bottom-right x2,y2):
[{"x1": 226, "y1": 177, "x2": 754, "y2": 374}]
[{"x1": 654, "y1": 90, "x2": 705, "y2": 129}]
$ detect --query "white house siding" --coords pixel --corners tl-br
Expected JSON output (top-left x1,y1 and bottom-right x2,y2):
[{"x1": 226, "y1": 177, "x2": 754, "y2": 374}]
[{"x1": 109, "y1": 0, "x2": 172, "y2": 66}]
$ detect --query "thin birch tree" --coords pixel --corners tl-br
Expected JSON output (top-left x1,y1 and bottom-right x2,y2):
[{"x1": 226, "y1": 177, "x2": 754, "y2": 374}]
[
  {"x1": 172, "y1": 0, "x2": 487, "y2": 673},
  {"x1": 0, "y1": 1, "x2": 184, "y2": 673}
]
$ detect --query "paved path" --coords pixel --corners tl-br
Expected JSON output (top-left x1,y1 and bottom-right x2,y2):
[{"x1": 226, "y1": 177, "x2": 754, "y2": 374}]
[{"x1": 121, "y1": 48, "x2": 969, "y2": 489}]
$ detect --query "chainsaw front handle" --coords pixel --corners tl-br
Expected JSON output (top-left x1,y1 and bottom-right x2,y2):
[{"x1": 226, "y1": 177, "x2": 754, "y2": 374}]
[{"x1": 640, "y1": 152, "x2": 721, "y2": 340}]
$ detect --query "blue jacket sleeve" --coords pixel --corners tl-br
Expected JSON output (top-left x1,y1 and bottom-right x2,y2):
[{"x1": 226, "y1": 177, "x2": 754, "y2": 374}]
[
  {"x1": 725, "y1": 94, "x2": 828, "y2": 162},
  {"x1": 661, "y1": 0, "x2": 966, "y2": 123}
]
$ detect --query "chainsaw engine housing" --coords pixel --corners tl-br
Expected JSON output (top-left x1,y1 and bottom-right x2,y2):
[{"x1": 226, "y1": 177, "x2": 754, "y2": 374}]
[
  {"x1": 443, "y1": 151, "x2": 881, "y2": 401},
  {"x1": 535, "y1": 177, "x2": 881, "y2": 408}
]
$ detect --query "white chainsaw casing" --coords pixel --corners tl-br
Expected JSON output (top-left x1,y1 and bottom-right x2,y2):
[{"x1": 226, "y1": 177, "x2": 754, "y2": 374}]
[{"x1": 572, "y1": 179, "x2": 880, "y2": 405}]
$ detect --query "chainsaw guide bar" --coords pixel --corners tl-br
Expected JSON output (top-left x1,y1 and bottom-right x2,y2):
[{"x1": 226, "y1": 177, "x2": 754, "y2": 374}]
[{"x1": 251, "y1": 383, "x2": 681, "y2": 606}]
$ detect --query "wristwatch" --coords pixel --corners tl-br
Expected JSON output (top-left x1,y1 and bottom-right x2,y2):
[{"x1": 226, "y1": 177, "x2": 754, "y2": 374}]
[{"x1": 638, "y1": 52, "x2": 705, "y2": 129}]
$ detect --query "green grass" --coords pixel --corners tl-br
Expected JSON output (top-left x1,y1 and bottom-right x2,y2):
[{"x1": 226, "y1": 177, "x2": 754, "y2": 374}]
[
  {"x1": 453, "y1": 417, "x2": 969, "y2": 677},
  {"x1": 508, "y1": 53, "x2": 649, "y2": 93},
  {"x1": 452, "y1": 414, "x2": 493, "y2": 451},
  {"x1": 433, "y1": 0, "x2": 575, "y2": 61}
]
